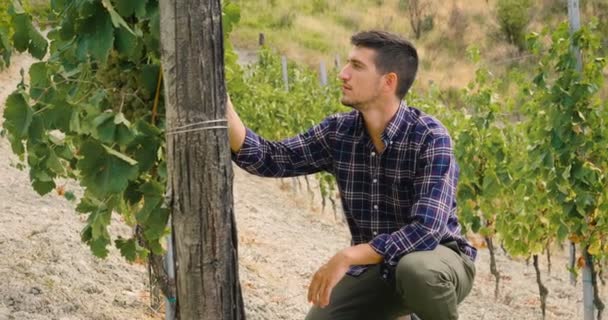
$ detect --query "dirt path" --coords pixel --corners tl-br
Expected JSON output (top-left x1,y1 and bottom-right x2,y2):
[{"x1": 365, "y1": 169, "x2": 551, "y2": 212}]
[{"x1": 0, "y1": 53, "x2": 602, "y2": 320}]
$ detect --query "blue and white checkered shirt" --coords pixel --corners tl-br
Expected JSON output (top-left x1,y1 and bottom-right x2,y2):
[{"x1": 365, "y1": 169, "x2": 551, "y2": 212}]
[{"x1": 231, "y1": 102, "x2": 477, "y2": 278}]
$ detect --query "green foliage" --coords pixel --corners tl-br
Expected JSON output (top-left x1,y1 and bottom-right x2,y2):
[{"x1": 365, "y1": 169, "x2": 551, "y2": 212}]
[
  {"x1": 0, "y1": 0, "x2": 13, "y2": 68},
  {"x1": 0, "y1": 0, "x2": 48, "y2": 68},
  {"x1": 2, "y1": 0, "x2": 242, "y2": 262},
  {"x1": 526, "y1": 22, "x2": 608, "y2": 256},
  {"x1": 496, "y1": 0, "x2": 533, "y2": 51},
  {"x1": 228, "y1": 48, "x2": 346, "y2": 206},
  {"x1": 416, "y1": 22, "x2": 608, "y2": 263}
]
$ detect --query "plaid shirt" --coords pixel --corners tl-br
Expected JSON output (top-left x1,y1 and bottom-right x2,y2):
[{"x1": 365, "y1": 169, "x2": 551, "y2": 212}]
[{"x1": 231, "y1": 102, "x2": 477, "y2": 279}]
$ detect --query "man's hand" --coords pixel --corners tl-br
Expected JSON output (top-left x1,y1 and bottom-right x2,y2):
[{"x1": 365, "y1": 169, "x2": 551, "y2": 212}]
[
  {"x1": 226, "y1": 95, "x2": 246, "y2": 152},
  {"x1": 308, "y1": 244, "x2": 384, "y2": 308},
  {"x1": 308, "y1": 251, "x2": 350, "y2": 308}
]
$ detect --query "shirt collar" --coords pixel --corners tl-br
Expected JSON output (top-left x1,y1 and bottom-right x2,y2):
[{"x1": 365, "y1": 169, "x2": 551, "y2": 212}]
[
  {"x1": 382, "y1": 100, "x2": 409, "y2": 143},
  {"x1": 353, "y1": 100, "x2": 410, "y2": 142}
]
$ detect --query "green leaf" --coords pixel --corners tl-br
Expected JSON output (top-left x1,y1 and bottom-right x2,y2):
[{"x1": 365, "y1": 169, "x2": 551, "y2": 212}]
[
  {"x1": 9, "y1": 12, "x2": 48, "y2": 59},
  {"x1": 147, "y1": 239, "x2": 164, "y2": 255},
  {"x1": 70, "y1": 109, "x2": 81, "y2": 132},
  {"x1": 64, "y1": 191, "x2": 76, "y2": 201},
  {"x1": 77, "y1": 139, "x2": 139, "y2": 196},
  {"x1": 111, "y1": 0, "x2": 148, "y2": 20},
  {"x1": 29, "y1": 62, "x2": 50, "y2": 99},
  {"x1": 113, "y1": 112, "x2": 130, "y2": 126},
  {"x1": 46, "y1": 150, "x2": 64, "y2": 175},
  {"x1": 90, "y1": 236, "x2": 110, "y2": 258},
  {"x1": 3, "y1": 92, "x2": 33, "y2": 138},
  {"x1": 28, "y1": 115, "x2": 44, "y2": 143},
  {"x1": 97, "y1": 118, "x2": 116, "y2": 143},
  {"x1": 135, "y1": 181, "x2": 163, "y2": 224},
  {"x1": 88, "y1": 206, "x2": 111, "y2": 240},
  {"x1": 31, "y1": 163, "x2": 53, "y2": 181},
  {"x1": 115, "y1": 237, "x2": 137, "y2": 261},
  {"x1": 93, "y1": 112, "x2": 116, "y2": 143},
  {"x1": 50, "y1": 0, "x2": 66, "y2": 13},
  {"x1": 81, "y1": 225, "x2": 92, "y2": 242},
  {"x1": 143, "y1": 207, "x2": 169, "y2": 241},
  {"x1": 78, "y1": 0, "x2": 98, "y2": 18},
  {"x1": 58, "y1": 15, "x2": 75, "y2": 40},
  {"x1": 86, "y1": 10, "x2": 114, "y2": 63},
  {"x1": 32, "y1": 179, "x2": 55, "y2": 195},
  {"x1": 116, "y1": 124, "x2": 135, "y2": 146},
  {"x1": 11, "y1": 14, "x2": 29, "y2": 52},
  {"x1": 101, "y1": 0, "x2": 136, "y2": 35},
  {"x1": 142, "y1": 5, "x2": 159, "y2": 53},
  {"x1": 158, "y1": 161, "x2": 167, "y2": 180},
  {"x1": 124, "y1": 181, "x2": 143, "y2": 205},
  {"x1": 134, "y1": 0, "x2": 148, "y2": 18},
  {"x1": 139, "y1": 64, "x2": 160, "y2": 94},
  {"x1": 222, "y1": 2, "x2": 241, "y2": 35},
  {"x1": 41, "y1": 103, "x2": 73, "y2": 132},
  {"x1": 130, "y1": 121, "x2": 161, "y2": 172},
  {"x1": 115, "y1": 26, "x2": 141, "y2": 60},
  {"x1": 27, "y1": 25, "x2": 48, "y2": 59},
  {"x1": 76, "y1": 196, "x2": 103, "y2": 214},
  {"x1": 102, "y1": 145, "x2": 138, "y2": 165},
  {"x1": 92, "y1": 111, "x2": 114, "y2": 127},
  {"x1": 471, "y1": 216, "x2": 481, "y2": 233},
  {"x1": 0, "y1": 27, "x2": 11, "y2": 66}
]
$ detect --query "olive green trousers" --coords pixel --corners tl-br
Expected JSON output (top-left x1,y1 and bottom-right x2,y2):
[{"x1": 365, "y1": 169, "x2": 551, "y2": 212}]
[{"x1": 305, "y1": 242, "x2": 476, "y2": 320}]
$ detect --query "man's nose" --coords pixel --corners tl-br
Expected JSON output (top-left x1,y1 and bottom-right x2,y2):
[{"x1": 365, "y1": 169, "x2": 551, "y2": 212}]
[{"x1": 338, "y1": 66, "x2": 349, "y2": 81}]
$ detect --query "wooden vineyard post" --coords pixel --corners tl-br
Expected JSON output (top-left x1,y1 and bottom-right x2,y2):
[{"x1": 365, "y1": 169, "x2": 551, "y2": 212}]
[{"x1": 159, "y1": 0, "x2": 245, "y2": 318}]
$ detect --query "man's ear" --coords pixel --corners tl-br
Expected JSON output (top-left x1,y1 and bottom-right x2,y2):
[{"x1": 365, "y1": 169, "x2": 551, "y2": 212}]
[{"x1": 384, "y1": 72, "x2": 398, "y2": 94}]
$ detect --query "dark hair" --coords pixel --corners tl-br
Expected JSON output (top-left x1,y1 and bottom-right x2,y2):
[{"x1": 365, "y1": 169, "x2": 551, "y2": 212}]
[{"x1": 351, "y1": 30, "x2": 418, "y2": 100}]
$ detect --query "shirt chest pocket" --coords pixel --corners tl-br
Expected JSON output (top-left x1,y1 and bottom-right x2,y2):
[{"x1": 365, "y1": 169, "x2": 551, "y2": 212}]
[{"x1": 387, "y1": 176, "x2": 415, "y2": 211}]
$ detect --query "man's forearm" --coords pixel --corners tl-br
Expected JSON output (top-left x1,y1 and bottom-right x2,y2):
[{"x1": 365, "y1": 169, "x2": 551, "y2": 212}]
[
  {"x1": 226, "y1": 97, "x2": 246, "y2": 152},
  {"x1": 340, "y1": 243, "x2": 384, "y2": 266}
]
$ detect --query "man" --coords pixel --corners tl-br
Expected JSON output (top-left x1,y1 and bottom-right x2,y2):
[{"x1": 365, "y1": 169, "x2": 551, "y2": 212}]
[{"x1": 227, "y1": 30, "x2": 476, "y2": 320}]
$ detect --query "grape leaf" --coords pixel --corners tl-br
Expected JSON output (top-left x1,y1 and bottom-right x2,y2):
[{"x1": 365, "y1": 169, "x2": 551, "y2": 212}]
[
  {"x1": 77, "y1": 139, "x2": 139, "y2": 196},
  {"x1": 3, "y1": 92, "x2": 33, "y2": 138},
  {"x1": 115, "y1": 237, "x2": 138, "y2": 262}
]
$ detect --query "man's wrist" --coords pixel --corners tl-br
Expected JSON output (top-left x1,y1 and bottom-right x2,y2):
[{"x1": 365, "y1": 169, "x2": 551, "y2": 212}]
[
  {"x1": 339, "y1": 244, "x2": 383, "y2": 266},
  {"x1": 337, "y1": 247, "x2": 355, "y2": 266}
]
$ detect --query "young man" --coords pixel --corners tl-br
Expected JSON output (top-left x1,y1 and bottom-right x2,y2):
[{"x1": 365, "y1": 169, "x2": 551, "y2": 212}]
[{"x1": 227, "y1": 30, "x2": 476, "y2": 320}]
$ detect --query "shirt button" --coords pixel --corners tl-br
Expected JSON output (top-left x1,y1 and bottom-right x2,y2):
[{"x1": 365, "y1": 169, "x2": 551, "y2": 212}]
[
  {"x1": 371, "y1": 152, "x2": 376, "y2": 156},
  {"x1": 389, "y1": 141, "x2": 393, "y2": 145},
  {"x1": 382, "y1": 274, "x2": 388, "y2": 279},
  {"x1": 373, "y1": 231, "x2": 378, "y2": 236},
  {"x1": 372, "y1": 179, "x2": 378, "y2": 183},
  {"x1": 373, "y1": 204, "x2": 378, "y2": 210}
]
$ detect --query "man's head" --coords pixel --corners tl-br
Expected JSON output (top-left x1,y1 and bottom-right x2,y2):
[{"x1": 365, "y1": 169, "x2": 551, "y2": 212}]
[{"x1": 339, "y1": 30, "x2": 418, "y2": 109}]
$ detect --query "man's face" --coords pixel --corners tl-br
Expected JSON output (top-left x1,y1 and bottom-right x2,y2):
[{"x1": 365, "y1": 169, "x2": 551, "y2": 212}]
[{"x1": 338, "y1": 46, "x2": 385, "y2": 109}]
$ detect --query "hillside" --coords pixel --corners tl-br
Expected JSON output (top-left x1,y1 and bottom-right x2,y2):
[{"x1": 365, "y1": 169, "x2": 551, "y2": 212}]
[{"x1": 230, "y1": 0, "x2": 606, "y2": 92}]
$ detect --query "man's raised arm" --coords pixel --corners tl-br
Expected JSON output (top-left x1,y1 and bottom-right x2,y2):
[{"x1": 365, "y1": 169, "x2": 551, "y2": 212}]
[{"x1": 226, "y1": 96, "x2": 246, "y2": 153}]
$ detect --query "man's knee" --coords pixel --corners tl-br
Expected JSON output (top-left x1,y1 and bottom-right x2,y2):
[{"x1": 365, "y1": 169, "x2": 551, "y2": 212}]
[
  {"x1": 394, "y1": 248, "x2": 460, "y2": 320},
  {"x1": 395, "y1": 250, "x2": 454, "y2": 296}
]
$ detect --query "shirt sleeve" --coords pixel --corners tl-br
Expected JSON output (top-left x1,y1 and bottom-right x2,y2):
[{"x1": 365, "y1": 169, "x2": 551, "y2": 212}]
[
  {"x1": 369, "y1": 133, "x2": 457, "y2": 267},
  {"x1": 231, "y1": 116, "x2": 335, "y2": 177}
]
